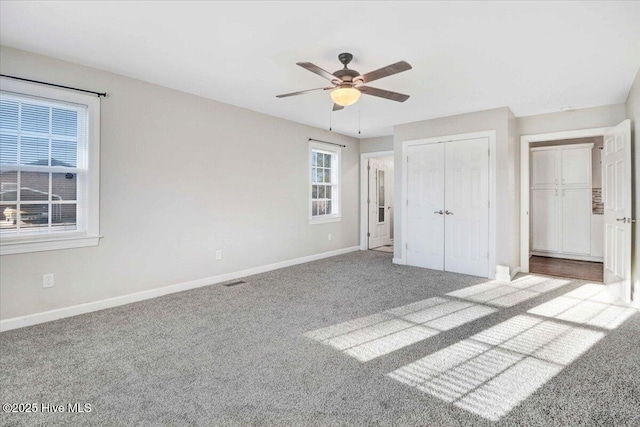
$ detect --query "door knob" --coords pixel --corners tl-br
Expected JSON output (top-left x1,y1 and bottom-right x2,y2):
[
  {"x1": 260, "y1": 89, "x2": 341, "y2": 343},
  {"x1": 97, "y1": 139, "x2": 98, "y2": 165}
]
[
  {"x1": 616, "y1": 218, "x2": 626, "y2": 222},
  {"x1": 445, "y1": 210, "x2": 454, "y2": 215},
  {"x1": 434, "y1": 210, "x2": 443, "y2": 215}
]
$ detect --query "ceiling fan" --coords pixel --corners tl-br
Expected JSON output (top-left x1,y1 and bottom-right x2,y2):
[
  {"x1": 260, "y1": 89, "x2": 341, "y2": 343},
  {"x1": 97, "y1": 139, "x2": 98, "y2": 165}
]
[{"x1": 276, "y1": 53, "x2": 412, "y2": 111}]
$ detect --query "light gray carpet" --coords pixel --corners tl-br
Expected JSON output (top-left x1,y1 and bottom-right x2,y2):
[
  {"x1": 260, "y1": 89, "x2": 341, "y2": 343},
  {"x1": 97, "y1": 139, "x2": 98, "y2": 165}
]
[{"x1": 1, "y1": 250, "x2": 639, "y2": 426}]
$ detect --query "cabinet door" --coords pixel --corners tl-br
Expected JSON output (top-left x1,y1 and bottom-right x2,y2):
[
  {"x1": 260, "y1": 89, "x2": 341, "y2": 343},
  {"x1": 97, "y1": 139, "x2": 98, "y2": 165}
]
[
  {"x1": 561, "y1": 147, "x2": 591, "y2": 187},
  {"x1": 531, "y1": 188, "x2": 559, "y2": 252},
  {"x1": 562, "y1": 188, "x2": 591, "y2": 254},
  {"x1": 531, "y1": 149, "x2": 558, "y2": 187}
]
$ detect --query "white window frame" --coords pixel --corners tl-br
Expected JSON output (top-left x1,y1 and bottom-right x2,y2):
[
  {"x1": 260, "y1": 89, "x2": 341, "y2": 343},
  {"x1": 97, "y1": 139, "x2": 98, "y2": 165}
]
[
  {"x1": 309, "y1": 141, "x2": 341, "y2": 224},
  {"x1": 0, "y1": 77, "x2": 101, "y2": 255}
]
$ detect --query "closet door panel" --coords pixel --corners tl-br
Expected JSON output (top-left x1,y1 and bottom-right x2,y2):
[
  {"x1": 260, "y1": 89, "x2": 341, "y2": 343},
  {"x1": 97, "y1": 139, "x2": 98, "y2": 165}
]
[
  {"x1": 561, "y1": 147, "x2": 591, "y2": 187},
  {"x1": 562, "y1": 188, "x2": 591, "y2": 254},
  {"x1": 531, "y1": 150, "x2": 558, "y2": 187},
  {"x1": 444, "y1": 138, "x2": 489, "y2": 277},
  {"x1": 406, "y1": 144, "x2": 445, "y2": 270},
  {"x1": 531, "y1": 189, "x2": 559, "y2": 252}
]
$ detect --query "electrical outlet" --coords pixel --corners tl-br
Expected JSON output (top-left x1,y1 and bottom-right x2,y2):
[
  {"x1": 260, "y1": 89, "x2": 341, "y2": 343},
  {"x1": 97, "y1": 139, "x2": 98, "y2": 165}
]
[
  {"x1": 328, "y1": 234, "x2": 332, "y2": 241},
  {"x1": 215, "y1": 249, "x2": 223, "y2": 260},
  {"x1": 43, "y1": 273, "x2": 55, "y2": 288}
]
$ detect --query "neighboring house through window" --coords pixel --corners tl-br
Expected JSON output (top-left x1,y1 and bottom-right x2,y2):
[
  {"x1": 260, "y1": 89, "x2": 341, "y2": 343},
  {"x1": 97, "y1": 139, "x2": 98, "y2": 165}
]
[
  {"x1": 309, "y1": 141, "x2": 341, "y2": 224},
  {"x1": 0, "y1": 78, "x2": 101, "y2": 254}
]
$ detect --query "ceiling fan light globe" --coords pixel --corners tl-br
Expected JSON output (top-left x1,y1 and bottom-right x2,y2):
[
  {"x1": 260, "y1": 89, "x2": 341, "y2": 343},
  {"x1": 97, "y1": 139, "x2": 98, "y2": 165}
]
[{"x1": 330, "y1": 87, "x2": 361, "y2": 107}]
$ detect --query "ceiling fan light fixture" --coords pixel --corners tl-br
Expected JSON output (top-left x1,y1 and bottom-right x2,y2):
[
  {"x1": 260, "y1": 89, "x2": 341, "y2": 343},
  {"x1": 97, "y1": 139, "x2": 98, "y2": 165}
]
[{"x1": 330, "y1": 86, "x2": 361, "y2": 106}]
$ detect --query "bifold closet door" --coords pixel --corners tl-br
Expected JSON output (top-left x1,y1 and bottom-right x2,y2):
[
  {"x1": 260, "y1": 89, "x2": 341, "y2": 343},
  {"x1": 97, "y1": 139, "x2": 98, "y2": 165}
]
[
  {"x1": 406, "y1": 143, "x2": 445, "y2": 270},
  {"x1": 444, "y1": 138, "x2": 490, "y2": 277}
]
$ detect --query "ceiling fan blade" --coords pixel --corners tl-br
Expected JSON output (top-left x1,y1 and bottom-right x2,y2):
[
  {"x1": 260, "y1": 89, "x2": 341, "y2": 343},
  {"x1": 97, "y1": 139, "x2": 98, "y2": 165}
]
[
  {"x1": 332, "y1": 103, "x2": 344, "y2": 111},
  {"x1": 358, "y1": 61, "x2": 412, "y2": 84},
  {"x1": 297, "y1": 62, "x2": 343, "y2": 83},
  {"x1": 276, "y1": 87, "x2": 333, "y2": 98},
  {"x1": 359, "y1": 86, "x2": 410, "y2": 102}
]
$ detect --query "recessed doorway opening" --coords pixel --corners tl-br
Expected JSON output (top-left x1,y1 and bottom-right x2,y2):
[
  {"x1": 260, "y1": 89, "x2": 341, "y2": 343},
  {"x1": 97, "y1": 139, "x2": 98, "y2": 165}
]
[{"x1": 367, "y1": 155, "x2": 394, "y2": 251}]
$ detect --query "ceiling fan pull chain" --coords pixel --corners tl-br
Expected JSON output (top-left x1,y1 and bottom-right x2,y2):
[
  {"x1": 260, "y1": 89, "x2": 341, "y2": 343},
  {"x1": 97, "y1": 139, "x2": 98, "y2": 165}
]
[
  {"x1": 329, "y1": 101, "x2": 332, "y2": 132},
  {"x1": 358, "y1": 102, "x2": 361, "y2": 135}
]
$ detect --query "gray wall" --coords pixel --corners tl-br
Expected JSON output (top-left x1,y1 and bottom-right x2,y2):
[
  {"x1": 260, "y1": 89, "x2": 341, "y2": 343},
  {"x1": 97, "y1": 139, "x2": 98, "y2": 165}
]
[
  {"x1": 393, "y1": 107, "x2": 519, "y2": 276},
  {"x1": 360, "y1": 136, "x2": 394, "y2": 153},
  {"x1": 0, "y1": 46, "x2": 360, "y2": 320},
  {"x1": 625, "y1": 68, "x2": 640, "y2": 305}
]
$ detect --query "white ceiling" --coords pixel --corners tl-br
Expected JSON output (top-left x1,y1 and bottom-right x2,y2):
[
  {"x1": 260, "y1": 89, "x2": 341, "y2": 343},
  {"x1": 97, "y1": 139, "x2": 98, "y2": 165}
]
[{"x1": 1, "y1": 1, "x2": 639, "y2": 138}]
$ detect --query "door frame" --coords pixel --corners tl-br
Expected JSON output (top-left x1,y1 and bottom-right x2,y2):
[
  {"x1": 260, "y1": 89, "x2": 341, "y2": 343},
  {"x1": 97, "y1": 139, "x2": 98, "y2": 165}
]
[
  {"x1": 520, "y1": 127, "x2": 608, "y2": 273},
  {"x1": 399, "y1": 130, "x2": 497, "y2": 279},
  {"x1": 360, "y1": 151, "x2": 394, "y2": 250}
]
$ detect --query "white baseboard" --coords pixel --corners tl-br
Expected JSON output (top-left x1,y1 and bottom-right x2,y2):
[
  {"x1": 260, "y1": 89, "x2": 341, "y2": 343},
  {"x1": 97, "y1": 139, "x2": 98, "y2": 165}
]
[
  {"x1": 495, "y1": 265, "x2": 512, "y2": 282},
  {"x1": 392, "y1": 257, "x2": 405, "y2": 265},
  {"x1": 1, "y1": 246, "x2": 361, "y2": 332},
  {"x1": 510, "y1": 266, "x2": 521, "y2": 280}
]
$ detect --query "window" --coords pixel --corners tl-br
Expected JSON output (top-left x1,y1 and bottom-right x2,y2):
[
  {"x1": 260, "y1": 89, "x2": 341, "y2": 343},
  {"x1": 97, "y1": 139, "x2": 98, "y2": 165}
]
[
  {"x1": 0, "y1": 78, "x2": 100, "y2": 254},
  {"x1": 309, "y1": 141, "x2": 340, "y2": 223}
]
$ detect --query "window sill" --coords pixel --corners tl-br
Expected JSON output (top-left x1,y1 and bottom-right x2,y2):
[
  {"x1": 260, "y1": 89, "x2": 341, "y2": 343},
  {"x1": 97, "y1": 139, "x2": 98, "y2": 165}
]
[
  {"x1": 0, "y1": 234, "x2": 102, "y2": 255},
  {"x1": 309, "y1": 215, "x2": 342, "y2": 225}
]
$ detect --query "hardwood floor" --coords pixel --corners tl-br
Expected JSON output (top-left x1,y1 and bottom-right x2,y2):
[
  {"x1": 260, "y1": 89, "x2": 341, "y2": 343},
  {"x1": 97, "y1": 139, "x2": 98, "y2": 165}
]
[{"x1": 529, "y1": 256, "x2": 603, "y2": 282}]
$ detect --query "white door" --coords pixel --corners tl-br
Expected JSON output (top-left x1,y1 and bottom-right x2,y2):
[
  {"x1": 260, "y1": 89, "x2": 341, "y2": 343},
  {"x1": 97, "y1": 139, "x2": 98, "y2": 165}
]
[
  {"x1": 406, "y1": 143, "x2": 445, "y2": 269},
  {"x1": 368, "y1": 158, "x2": 391, "y2": 249},
  {"x1": 603, "y1": 119, "x2": 633, "y2": 303},
  {"x1": 444, "y1": 138, "x2": 490, "y2": 277},
  {"x1": 531, "y1": 188, "x2": 559, "y2": 252}
]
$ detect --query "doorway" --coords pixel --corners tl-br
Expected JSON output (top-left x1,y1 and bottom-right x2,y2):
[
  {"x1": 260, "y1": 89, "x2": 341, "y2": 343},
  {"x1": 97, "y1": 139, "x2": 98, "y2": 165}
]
[
  {"x1": 520, "y1": 121, "x2": 633, "y2": 305},
  {"x1": 367, "y1": 156, "x2": 394, "y2": 251},
  {"x1": 528, "y1": 137, "x2": 604, "y2": 281}
]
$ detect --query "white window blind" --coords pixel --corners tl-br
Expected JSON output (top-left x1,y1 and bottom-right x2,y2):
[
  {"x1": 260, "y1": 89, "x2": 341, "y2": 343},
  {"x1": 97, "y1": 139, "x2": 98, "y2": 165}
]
[{"x1": 0, "y1": 86, "x2": 95, "y2": 247}]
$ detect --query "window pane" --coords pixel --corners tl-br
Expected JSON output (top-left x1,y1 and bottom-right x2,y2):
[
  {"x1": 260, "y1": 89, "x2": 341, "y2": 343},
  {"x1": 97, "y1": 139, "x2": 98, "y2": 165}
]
[
  {"x1": 0, "y1": 171, "x2": 18, "y2": 201},
  {"x1": 18, "y1": 203, "x2": 49, "y2": 229},
  {"x1": 312, "y1": 151, "x2": 318, "y2": 167},
  {"x1": 0, "y1": 134, "x2": 18, "y2": 164},
  {"x1": 324, "y1": 168, "x2": 331, "y2": 183},
  {"x1": 316, "y1": 168, "x2": 324, "y2": 183},
  {"x1": 20, "y1": 172, "x2": 49, "y2": 201},
  {"x1": 378, "y1": 170, "x2": 385, "y2": 206},
  {"x1": 312, "y1": 200, "x2": 318, "y2": 216},
  {"x1": 0, "y1": 99, "x2": 19, "y2": 130},
  {"x1": 319, "y1": 200, "x2": 326, "y2": 216},
  {"x1": 0, "y1": 204, "x2": 17, "y2": 232},
  {"x1": 51, "y1": 203, "x2": 76, "y2": 230},
  {"x1": 52, "y1": 108, "x2": 77, "y2": 137},
  {"x1": 311, "y1": 184, "x2": 318, "y2": 199},
  {"x1": 324, "y1": 153, "x2": 331, "y2": 168},
  {"x1": 20, "y1": 136, "x2": 49, "y2": 165},
  {"x1": 379, "y1": 207, "x2": 385, "y2": 223},
  {"x1": 325, "y1": 185, "x2": 332, "y2": 200},
  {"x1": 51, "y1": 139, "x2": 77, "y2": 167},
  {"x1": 52, "y1": 173, "x2": 76, "y2": 201},
  {"x1": 326, "y1": 200, "x2": 332, "y2": 215},
  {"x1": 317, "y1": 152, "x2": 324, "y2": 167},
  {"x1": 318, "y1": 185, "x2": 325, "y2": 199},
  {"x1": 21, "y1": 103, "x2": 50, "y2": 134}
]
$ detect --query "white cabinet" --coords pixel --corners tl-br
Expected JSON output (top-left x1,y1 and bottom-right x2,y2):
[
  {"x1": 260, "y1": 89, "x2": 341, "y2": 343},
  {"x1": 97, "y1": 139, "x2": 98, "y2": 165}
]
[
  {"x1": 531, "y1": 143, "x2": 594, "y2": 260},
  {"x1": 531, "y1": 189, "x2": 559, "y2": 252}
]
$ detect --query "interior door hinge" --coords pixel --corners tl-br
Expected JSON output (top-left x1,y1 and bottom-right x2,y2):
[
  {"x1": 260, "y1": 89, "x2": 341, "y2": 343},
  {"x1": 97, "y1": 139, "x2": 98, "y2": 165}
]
[
  {"x1": 367, "y1": 232, "x2": 370, "y2": 237},
  {"x1": 406, "y1": 243, "x2": 408, "y2": 249},
  {"x1": 406, "y1": 199, "x2": 409, "y2": 206},
  {"x1": 488, "y1": 200, "x2": 490, "y2": 208},
  {"x1": 488, "y1": 149, "x2": 490, "y2": 156}
]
